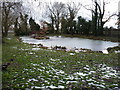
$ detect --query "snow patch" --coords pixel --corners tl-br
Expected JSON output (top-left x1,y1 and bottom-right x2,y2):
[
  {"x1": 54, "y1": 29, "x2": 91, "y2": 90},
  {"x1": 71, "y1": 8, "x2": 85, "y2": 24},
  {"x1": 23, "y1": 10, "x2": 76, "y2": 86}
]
[
  {"x1": 28, "y1": 78, "x2": 38, "y2": 82},
  {"x1": 69, "y1": 53, "x2": 75, "y2": 55},
  {"x1": 102, "y1": 50, "x2": 109, "y2": 54},
  {"x1": 32, "y1": 48, "x2": 41, "y2": 50}
]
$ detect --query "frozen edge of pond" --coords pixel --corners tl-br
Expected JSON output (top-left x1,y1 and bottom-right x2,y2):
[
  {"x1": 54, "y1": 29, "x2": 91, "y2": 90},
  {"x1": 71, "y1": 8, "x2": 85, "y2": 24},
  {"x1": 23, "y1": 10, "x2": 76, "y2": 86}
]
[{"x1": 20, "y1": 36, "x2": 119, "y2": 54}]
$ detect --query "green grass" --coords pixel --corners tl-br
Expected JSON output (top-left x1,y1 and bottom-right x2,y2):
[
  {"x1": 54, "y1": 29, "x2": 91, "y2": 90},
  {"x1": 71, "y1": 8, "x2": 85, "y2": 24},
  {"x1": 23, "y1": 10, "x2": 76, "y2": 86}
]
[{"x1": 2, "y1": 35, "x2": 120, "y2": 89}]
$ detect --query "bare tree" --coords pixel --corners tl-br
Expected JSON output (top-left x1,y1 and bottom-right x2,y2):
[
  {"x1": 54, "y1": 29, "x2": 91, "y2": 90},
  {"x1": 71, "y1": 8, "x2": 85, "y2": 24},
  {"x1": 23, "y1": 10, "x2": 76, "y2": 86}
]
[
  {"x1": 1, "y1": 2, "x2": 22, "y2": 37},
  {"x1": 95, "y1": 0, "x2": 116, "y2": 35},
  {"x1": 83, "y1": 0, "x2": 117, "y2": 36},
  {"x1": 47, "y1": 2, "x2": 66, "y2": 34},
  {"x1": 117, "y1": 12, "x2": 120, "y2": 29},
  {"x1": 66, "y1": 2, "x2": 81, "y2": 35}
]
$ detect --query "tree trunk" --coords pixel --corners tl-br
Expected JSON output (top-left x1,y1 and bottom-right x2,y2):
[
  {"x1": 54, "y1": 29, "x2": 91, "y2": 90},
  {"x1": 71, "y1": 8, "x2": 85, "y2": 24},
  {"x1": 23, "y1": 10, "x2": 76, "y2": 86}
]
[{"x1": 3, "y1": 19, "x2": 9, "y2": 37}]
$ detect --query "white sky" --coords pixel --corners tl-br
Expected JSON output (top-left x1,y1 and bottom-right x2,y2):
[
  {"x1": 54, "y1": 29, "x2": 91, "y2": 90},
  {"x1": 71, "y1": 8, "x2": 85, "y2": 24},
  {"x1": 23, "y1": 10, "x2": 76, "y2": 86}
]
[{"x1": 22, "y1": 0, "x2": 119, "y2": 28}]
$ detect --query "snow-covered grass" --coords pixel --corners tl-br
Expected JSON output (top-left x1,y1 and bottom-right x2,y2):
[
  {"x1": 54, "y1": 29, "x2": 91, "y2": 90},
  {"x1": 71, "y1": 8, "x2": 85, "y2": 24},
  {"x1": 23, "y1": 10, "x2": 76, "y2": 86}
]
[{"x1": 2, "y1": 36, "x2": 120, "y2": 89}]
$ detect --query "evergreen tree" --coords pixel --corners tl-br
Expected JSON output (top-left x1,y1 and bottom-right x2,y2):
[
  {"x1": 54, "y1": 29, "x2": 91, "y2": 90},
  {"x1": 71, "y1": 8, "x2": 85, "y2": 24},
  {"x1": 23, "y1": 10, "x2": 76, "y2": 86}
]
[
  {"x1": 14, "y1": 13, "x2": 30, "y2": 36},
  {"x1": 29, "y1": 17, "x2": 40, "y2": 31},
  {"x1": 77, "y1": 16, "x2": 91, "y2": 35},
  {"x1": 61, "y1": 17, "x2": 68, "y2": 34}
]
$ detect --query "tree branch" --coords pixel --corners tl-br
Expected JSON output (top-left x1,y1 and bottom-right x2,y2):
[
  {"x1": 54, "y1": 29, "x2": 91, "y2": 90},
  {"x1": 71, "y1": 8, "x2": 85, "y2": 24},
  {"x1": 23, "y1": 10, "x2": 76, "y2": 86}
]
[{"x1": 103, "y1": 14, "x2": 117, "y2": 24}]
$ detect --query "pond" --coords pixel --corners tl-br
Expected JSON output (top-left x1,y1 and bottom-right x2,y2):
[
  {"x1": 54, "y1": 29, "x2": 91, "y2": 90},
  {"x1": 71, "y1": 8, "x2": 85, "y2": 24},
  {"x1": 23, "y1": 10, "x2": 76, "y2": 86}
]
[{"x1": 20, "y1": 36, "x2": 119, "y2": 51}]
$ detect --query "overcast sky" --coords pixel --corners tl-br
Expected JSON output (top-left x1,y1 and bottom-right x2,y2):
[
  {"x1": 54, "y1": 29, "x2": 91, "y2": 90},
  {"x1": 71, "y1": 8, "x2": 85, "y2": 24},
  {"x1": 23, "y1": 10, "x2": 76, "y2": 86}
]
[{"x1": 22, "y1": 0, "x2": 119, "y2": 28}]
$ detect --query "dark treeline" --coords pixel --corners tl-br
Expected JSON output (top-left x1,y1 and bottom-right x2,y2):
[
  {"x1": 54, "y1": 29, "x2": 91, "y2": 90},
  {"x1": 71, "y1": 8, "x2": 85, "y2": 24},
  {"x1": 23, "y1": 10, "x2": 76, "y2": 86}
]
[
  {"x1": 48, "y1": 16, "x2": 92, "y2": 36},
  {"x1": 46, "y1": 1, "x2": 119, "y2": 36},
  {"x1": 14, "y1": 16, "x2": 41, "y2": 36},
  {"x1": 1, "y1": 1, "x2": 120, "y2": 38},
  {"x1": 1, "y1": 2, "x2": 41, "y2": 37},
  {"x1": 47, "y1": 15, "x2": 119, "y2": 37}
]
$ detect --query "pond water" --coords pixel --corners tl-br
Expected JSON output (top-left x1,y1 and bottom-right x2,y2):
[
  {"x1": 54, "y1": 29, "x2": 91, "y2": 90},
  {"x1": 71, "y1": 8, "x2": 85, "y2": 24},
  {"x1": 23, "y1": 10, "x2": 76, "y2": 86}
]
[{"x1": 20, "y1": 36, "x2": 119, "y2": 51}]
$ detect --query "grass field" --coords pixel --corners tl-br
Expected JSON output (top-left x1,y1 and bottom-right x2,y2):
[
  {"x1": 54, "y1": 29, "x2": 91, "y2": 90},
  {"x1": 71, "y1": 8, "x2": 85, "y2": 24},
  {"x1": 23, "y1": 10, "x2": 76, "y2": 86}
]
[{"x1": 2, "y1": 35, "x2": 120, "y2": 89}]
